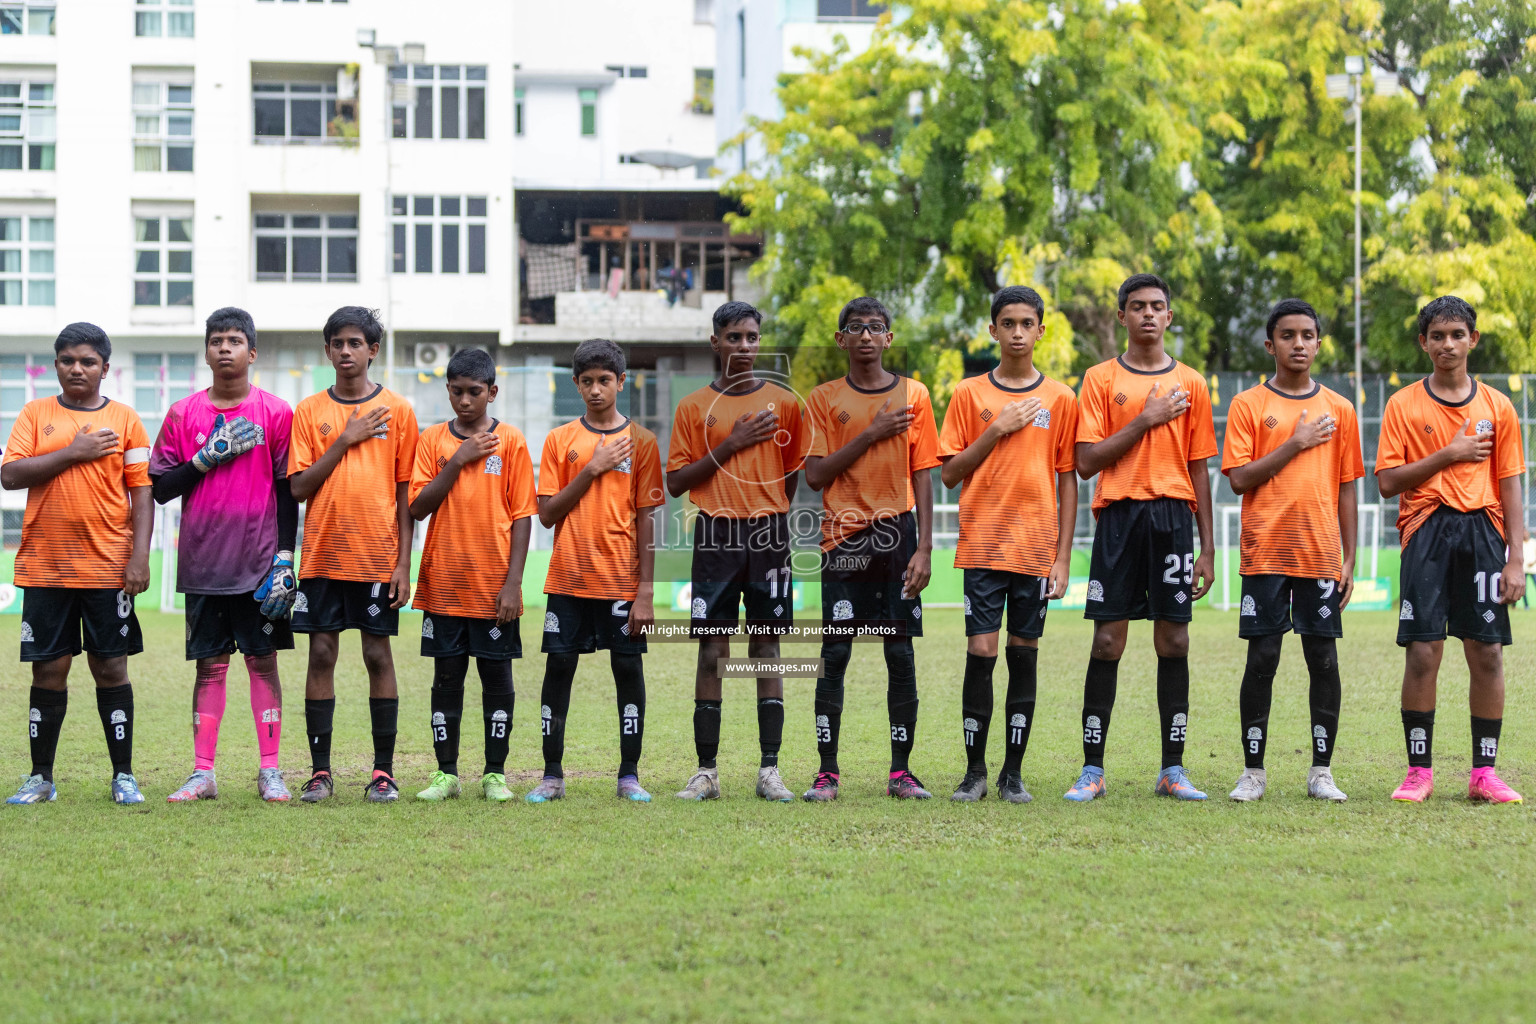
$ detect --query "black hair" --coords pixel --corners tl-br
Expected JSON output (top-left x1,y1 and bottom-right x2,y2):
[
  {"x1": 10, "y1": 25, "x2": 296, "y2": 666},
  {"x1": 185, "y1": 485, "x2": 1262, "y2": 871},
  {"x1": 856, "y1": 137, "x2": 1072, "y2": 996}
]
[
  {"x1": 991, "y1": 286, "x2": 1045, "y2": 323},
  {"x1": 1265, "y1": 298, "x2": 1322, "y2": 339},
  {"x1": 1116, "y1": 273, "x2": 1171, "y2": 310},
  {"x1": 712, "y1": 301, "x2": 763, "y2": 335},
  {"x1": 323, "y1": 305, "x2": 384, "y2": 347},
  {"x1": 445, "y1": 347, "x2": 496, "y2": 385},
  {"x1": 572, "y1": 338, "x2": 626, "y2": 378},
  {"x1": 205, "y1": 306, "x2": 258, "y2": 350},
  {"x1": 838, "y1": 296, "x2": 892, "y2": 330},
  {"x1": 54, "y1": 322, "x2": 111, "y2": 362},
  {"x1": 1417, "y1": 295, "x2": 1477, "y2": 337}
]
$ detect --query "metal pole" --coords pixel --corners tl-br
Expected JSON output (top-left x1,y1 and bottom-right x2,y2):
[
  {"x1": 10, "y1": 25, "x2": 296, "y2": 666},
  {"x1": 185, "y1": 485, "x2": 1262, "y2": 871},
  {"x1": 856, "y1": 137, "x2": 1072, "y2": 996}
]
[
  {"x1": 1351, "y1": 75, "x2": 1365, "y2": 562},
  {"x1": 384, "y1": 70, "x2": 395, "y2": 392}
]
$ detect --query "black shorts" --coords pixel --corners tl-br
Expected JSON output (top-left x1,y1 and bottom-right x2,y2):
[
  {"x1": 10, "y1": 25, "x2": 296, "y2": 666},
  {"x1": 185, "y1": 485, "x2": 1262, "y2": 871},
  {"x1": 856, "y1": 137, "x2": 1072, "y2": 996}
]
[
  {"x1": 293, "y1": 577, "x2": 400, "y2": 636},
  {"x1": 689, "y1": 512, "x2": 792, "y2": 637},
  {"x1": 540, "y1": 593, "x2": 648, "y2": 655},
  {"x1": 1085, "y1": 498, "x2": 1195, "y2": 622},
  {"x1": 1238, "y1": 574, "x2": 1343, "y2": 639},
  {"x1": 1397, "y1": 507, "x2": 1513, "y2": 647},
  {"x1": 19, "y1": 587, "x2": 143, "y2": 662},
  {"x1": 420, "y1": 612, "x2": 523, "y2": 660},
  {"x1": 963, "y1": 569, "x2": 1049, "y2": 639},
  {"x1": 184, "y1": 592, "x2": 296, "y2": 660},
  {"x1": 820, "y1": 512, "x2": 923, "y2": 639}
]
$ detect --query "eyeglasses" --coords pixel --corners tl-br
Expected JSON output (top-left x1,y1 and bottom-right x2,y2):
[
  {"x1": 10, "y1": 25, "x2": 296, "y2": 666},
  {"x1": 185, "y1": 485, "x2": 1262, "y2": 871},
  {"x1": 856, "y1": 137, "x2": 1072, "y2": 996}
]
[{"x1": 841, "y1": 322, "x2": 889, "y2": 336}]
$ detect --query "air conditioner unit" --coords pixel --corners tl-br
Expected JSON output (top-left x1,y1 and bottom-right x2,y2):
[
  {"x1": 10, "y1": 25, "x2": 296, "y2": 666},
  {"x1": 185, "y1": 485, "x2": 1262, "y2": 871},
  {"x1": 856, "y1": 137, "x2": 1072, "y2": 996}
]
[{"x1": 414, "y1": 342, "x2": 452, "y2": 370}]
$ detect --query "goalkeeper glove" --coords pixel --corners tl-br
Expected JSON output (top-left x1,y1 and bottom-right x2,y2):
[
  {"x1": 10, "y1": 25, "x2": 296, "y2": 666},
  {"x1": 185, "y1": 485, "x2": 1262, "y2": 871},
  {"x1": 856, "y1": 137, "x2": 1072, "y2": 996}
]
[
  {"x1": 192, "y1": 413, "x2": 260, "y2": 473},
  {"x1": 254, "y1": 551, "x2": 297, "y2": 620}
]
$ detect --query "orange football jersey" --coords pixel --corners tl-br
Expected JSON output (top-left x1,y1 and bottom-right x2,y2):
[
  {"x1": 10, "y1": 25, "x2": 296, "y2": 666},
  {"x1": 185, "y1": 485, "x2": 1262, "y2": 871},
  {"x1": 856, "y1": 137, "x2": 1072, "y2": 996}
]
[
  {"x1": 1221, "y1": 382, "x2": 1364, "y2": 578},
  {"x1": 667, "y1": 379, "x2": 808, "y2": 517}
]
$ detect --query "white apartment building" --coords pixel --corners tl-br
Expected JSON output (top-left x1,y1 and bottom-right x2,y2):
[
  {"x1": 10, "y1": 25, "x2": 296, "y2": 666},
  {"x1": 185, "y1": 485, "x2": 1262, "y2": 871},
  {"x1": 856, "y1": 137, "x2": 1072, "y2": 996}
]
[
  {"x1": 714, "y1": 0, "x2": 879, "y2": 172},
  {"x1": 511, "y1": 0, "x2": 760, "y2": 387},
  {"x1": 0, "y1": 0, "x2": 515, "y2": 479}
]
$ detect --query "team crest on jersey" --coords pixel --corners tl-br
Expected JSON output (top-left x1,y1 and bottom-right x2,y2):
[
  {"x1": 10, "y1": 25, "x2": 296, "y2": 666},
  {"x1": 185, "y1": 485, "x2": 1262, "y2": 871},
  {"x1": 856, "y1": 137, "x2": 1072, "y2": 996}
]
[
  {"x1": 484, "y1": 455, "x2": 503, "y2": 476},
  {"x1": 566, "y1": 449, "x2": 579, "y2": 463},
  {"x1": 616, "y1": 456, "x2": 632, "y2": 474},
  {"x1": 623, "y1": 703, "x2": 639, "y2": 718},
  {"x1": 293, "y1": 592, "x2": 309, "y2": 614},
  {"x1": 979, "y1": 408, "x2": 993, "y2": 423},
  {"x1": 1032, "y1": 408, "x2": 1051, "y2": 429},
  {"x1": 832, "y1": 600, "x2": 853, "y2": 620},
  {"x1": 1246, "y1": 727, "x2": 1262, "y2": 740},
  {"x1": 1114, "y1": 392, "x2": 1128, "y2": 406},
  {"x1": 319, "y1": 422, "x2": 332, "y2": 436},
  {"x1": 544, "y1": 612, "x2": 559, "y2": 632},
  {"x1": 1240, "y1": 595, "x2": 1256, "y2": 616},
  {"x1": 41, "y1": 423, "x2": 53, "y2": 436},
  {"x1": 1172, "y1": 712, "x2": 1187, "y2": 727},
  {"x1": 836, "y1": 410, "x2": 851, "y2": 424},
  {"x1": 1086, "y1": 581, "x2": 1104, "y2": 603},
  {"x1": 1263, "y1": 415, "x2": 1279, "y2": 430},
  {"x1": 111, "y1": 710, "x2": 127, "y2": 725},
  {"x1": 422, "y1": 616, "x2": 435, "y2": 639},
  {"x1": 432, "y1": 712, "x2": 446, "y2": 726},
  {"x1": 488, "y1": 625, "x2": 502, "y2": 640},
  {"x1": 963, "y1": 718, "x2": 979, "y2": 732},
  {"x1": 29, "y1": 707, "x2": 40, "y2": 722},
  {"x1": 1476, "y1": 419, "x2": 1494, "y2": 435},
  {"x1": 1312, "y1": 725, "x2": 1327, "y2": 739},
  {"x1": 19, "y1": 621, "x2": 32, "y2": 642},
  {"x1": 1400, "y1": 600, "x2": 1414, "y2": 621},
  {"x1": 491, "y1": 709, "x2": 507, "y2": 723},
  {"x1": 1010, "y1": 713, "x2": 1027, "y2": 728},
  {"x1": 691, "y1": 597, "x2": 707, "y2": 619}
]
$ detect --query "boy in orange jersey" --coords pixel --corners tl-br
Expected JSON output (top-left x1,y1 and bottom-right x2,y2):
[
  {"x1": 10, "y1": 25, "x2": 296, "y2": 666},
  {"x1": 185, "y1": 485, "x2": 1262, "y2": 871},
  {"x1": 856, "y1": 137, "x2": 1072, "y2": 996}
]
[
  {"x1": 408, "y1": 349, "x2": 537, "y2": 803},
  {"x1": 529, "y1": 339, "x2": 665, "y2": 804},
  {"x1": 2, "y1": 323, "x2": 152, "y2": 805},
  {"x1": 1221, "y1": 299, "x2": 1362, "y2": 804},
  {"x1": 667, "y1": 301, "x2": 808, "y2": 802},
  {"x1": 801, "y1": 296, "x2": 941, "y2": 802},
  {"x1": 1066, "y1": 273, "x2": 1217, "y2": 803},
  {"x1": 288, "y1": 307, "x2": 419, "y2": 803},
  {"x1": 1376, "y1": 296, "x2": 1526, "y2": 804},
  {"x1": 938, "y1": 286, "x2": 1079, "y2": 805}
]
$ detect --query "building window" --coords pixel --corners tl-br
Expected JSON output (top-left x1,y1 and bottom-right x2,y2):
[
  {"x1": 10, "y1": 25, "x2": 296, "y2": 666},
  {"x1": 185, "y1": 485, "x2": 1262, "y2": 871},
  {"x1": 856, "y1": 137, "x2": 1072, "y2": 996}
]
[
  {"x1": 253, "y1": 81, "x2": 352, "y2": 141},
  {"x1": 0, "y1": 352, "x2": 58, "y2": 448},
  {"x1": 391, "y1": 195, "x2": 486, "y2": 275},
  {"x1": 133, "y1": 81, "x2": 194, "y2": 172},
  {"x1": 134, "y1": 216, "x2": 193, "y2": 307},
  {"x1": 579, "y1": 88, "x2": 596, "y2": 136},
  {"x1": 0, "y1": 214, "x2": 52, "y2": 305},
  {"x1": 514, "y1": 87, "x2": 524, "y2": 136},
  {"x1": 132, "y1": 351, "x2": 196, "y2": 443},
  {"x1": 136, "y1": 0, "x2": 194, "y2": 37},
  {"x1": 817, "y1": 0, "x2": 880, "y2": 18},
  {"x1": 692, "y1": 69, "x2": 714, "y2": 114},
  {"x1": 1, "y1": 2, "x2": 55, "y2": 35},
  {"x1": 628, "y1": 66, "x2": 648, "y2": 79},
  {"x1": 0, "y1": 80, "x2": 54, "y2": 170},
  {"x1": 389, "y1": 65, "x2": 486, "y2": 140},
  {"x1": 254, "y1": 213, "x2": 358, "y2": 282}
]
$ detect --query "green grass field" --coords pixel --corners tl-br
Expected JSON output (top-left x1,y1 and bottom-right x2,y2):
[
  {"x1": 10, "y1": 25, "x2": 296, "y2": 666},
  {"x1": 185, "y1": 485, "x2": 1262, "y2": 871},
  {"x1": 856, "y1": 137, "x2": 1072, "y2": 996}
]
[{"x1": 3, "y1": 609, "x2": 1534, "y2": 1023}]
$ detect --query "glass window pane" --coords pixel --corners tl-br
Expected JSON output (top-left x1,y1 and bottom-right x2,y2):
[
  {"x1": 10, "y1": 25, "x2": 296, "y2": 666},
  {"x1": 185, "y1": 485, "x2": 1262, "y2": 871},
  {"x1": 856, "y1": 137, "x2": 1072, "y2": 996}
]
[
  {"x1": 468, "y1": 224, "x2": 485, "y2": 273},
  {"x1": 467, "y1": 87, "x2": 485, "y2": 139},
  {"x1": 440, "y1": 66, "x2": 460, "y2": 81},
  {"x1": 28, "y1": 249, "x2": 52, "y2": 273},
  {"x1": 413, "y1": 195, "x2": 433, "y2": 216},
  {"x1": 291, "y1": 215, "x2": 320, "y2": 229},
  {"x1": 290, "y1": 84, "x2": 321, "y2": 94},
  {"x1": 167, "y1": 281, "x2": 194, "y2": 305},
  {"x1": 326, "y1": 235, "x2": 356, "y2": 278},
  {"x1": 629, "y1": 67, "x2": 648, "y2": 78},
  {"x1": 28, "y1": 143, "x2": 54, "y2": 170},
  {"x1": 28, "y1": 218, "x2": 52, "y2": 242},
  {"x1": 440, "y1": 224, "x2": 459, "y2": 273},
  {"x1": 29, "y1": 84, "x2": 52, "y2": 102},
  {"x1": 253, "y1": 98, "x2": 285, "y2": 136},
  {"x1": 440, "y1": 86, "x2": 459, "y2": 139},
  {"x1": 413, "y1": 86, "x2": 432, "y2": 138},
  {"x1": 440, "y1": 196, "x2": 461, "y2": 217},
  {"x1": 135, "y1": 386, "x2": 159, "y2": 410},
  {"x1": 292, "y1": 235, "x2": 322, "y2": 278},
  {"x1": 167, "y1": 11, "x2": 193, "y2": 36},
  {"x1": 27, "y1": 279, "x2": 53, "y2": 305},
  {"x1": 389, "y1": 65, "x2": 406, "y2": 81},
  {"x1": 391, "y1": 195, "x2": 407, "y2": 215},
  {"x1": 135, "y1": 250, "x2": 158, "y2": 273},
  {"x1": 391, "y1": 105, "x2": 406, "y2": 139},
  {"x1": 467, "y1": 196, "x2": 487, "y2": 217},
  {"x1": 134, "y1": 280, "x2": 160, "y2": 305},
  {"x1": 135, "y1": 115, "x2": 161, "y2": 135},
  {"x1": 27, "y1": 10, "x2": 53, "y2": 35},
  {"x1": 0, "y1": 249, "x2": 17, "y2": 272},
  {"x1": 414, "y1": 223, "x2": 432, "y2": 272},
  {"x1": 392, "y1": 223, "x2": 405, "y2": 273},
  {"x1": 0, "y1": 218, "x2": 19, "y2": 241},
  {"x1": 255, "y1": 236, "x2": 286, "y2": 278},
  {"x1": 136, "y1": 219, "x2": 159, "y2": 242},
  {"x1": 167, "y1": 115, "x2": 192, "y2": 136},
  {"x1": 290, "y1": 99, "x2": 322, "y2": 137},
  {"x1": 168, "y1": 219, "x2": 191, "y2": 242},
  {"x1": 467, "y1": 66, "x2": 487, "y2": 81},
  {"x1": 29, "y1": 109, "x2": 55, "y2": 136},
  {"x1": 167, "y1": 250, "x2": 191, "y2": 274},
  {"x1": 0, "y1": 115, "x2": 20, "y2": 131},
  {"x1": 0, "y1": 11, "x2": 21, "y2": 34},
  {"x1": 168, "y1": 85, "x2": 193, "y2": 104},
  {"x1": 132, "y1": 83, "x2": 160, "y2": 106},
  {"x1": 253, "y1": 83, "x2": 284, "y2": 93},
  {"x1": 254, "y1": 214, "x2": 284, "y2": 229},
  {"x1": 327, "y1": 215, "x2": 357, "y2": 229},
  {"x1": 0, "y1": 280, "x2": 19, "y2": 304},
  {"x1": 168, "y1": 353, "x2": 196, "y2": 371},
  {"x1": 0, "y1": 83, "x2": 19, "y2": 98},
  {"x1": 134, "y1": 11, "x2": 160, "y2": 35},
  {"x1": 167, "y1": 145, "x2": 193, "y2": 171},
  {"x1": 412, "y1": 65, "x2": 434, "y2": 79}
]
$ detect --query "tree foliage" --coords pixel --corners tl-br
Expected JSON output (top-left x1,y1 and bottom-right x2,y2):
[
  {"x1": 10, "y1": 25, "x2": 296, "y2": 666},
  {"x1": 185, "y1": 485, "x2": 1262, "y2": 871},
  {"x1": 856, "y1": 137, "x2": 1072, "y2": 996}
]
[{"x1": 726, "y1": 0, "x2": 1536, "y2": 406}]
